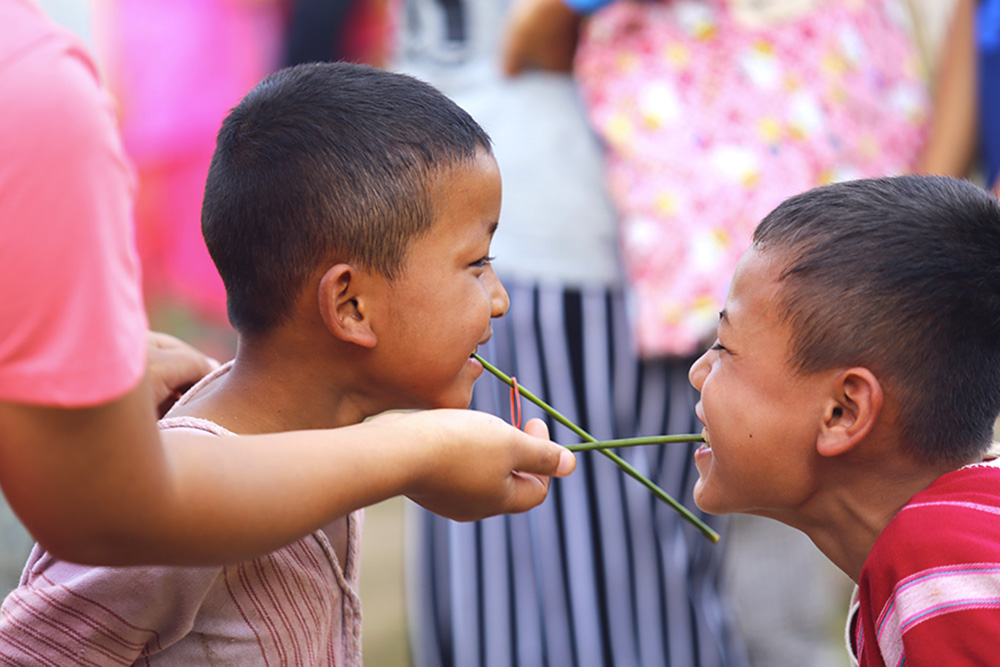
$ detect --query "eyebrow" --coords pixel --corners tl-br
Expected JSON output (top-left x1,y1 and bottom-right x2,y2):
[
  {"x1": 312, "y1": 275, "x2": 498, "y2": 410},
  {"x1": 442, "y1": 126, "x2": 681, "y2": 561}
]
[{"x1": 486, "y1": 220, "x2": 499, "y2": 236}]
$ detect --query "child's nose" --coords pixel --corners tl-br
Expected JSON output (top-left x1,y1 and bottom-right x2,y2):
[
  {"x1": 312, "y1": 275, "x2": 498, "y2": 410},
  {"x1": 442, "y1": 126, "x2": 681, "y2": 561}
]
[
  {"x1": 489, "y1": 270, "x2": 510, "y2": 318},
  {"x1": 688, "y1": 351, "x2": 710, "y2": 391}
]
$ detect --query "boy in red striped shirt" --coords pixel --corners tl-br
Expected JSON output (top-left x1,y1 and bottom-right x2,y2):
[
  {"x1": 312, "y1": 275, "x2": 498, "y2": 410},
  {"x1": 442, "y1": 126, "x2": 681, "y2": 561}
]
[{"x1": 689, "y1": 174, "x2": 1000, "y2": 667}]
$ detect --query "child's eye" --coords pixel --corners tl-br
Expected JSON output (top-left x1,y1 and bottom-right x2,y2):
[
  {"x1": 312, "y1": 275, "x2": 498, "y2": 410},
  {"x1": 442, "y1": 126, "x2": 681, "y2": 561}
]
[
  {"x1": 471, "y1": 255, "x2": 495, "y2": 268},
  {"x1": 710, "y1": 341, "x2": 728, "y2": 353}
]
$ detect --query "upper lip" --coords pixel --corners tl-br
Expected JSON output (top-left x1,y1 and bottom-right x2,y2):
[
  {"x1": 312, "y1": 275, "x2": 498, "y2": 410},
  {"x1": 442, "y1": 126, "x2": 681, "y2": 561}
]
[
  {"x1": 694, "y1": 404, "x2": 710, "y2": 447},
  {"x1": 476, "y1": 328, "x2": 493, "y2": 349}
]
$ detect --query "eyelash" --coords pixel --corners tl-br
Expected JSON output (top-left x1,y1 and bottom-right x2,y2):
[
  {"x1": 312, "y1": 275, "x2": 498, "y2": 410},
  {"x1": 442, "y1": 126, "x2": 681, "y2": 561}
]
[
  {"x1": 471, "y1": 255, "x2": 495, "y2": 268},
  {"x1": 710, "y1": 341, "x2": 727, "y2": 353}
]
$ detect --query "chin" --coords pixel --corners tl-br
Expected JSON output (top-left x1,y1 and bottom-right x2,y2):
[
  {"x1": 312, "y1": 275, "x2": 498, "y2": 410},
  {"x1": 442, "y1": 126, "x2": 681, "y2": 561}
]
[
  {"x1": 429, "y1": 385, "x2": 475, "y2": 410},
  {"x1": 692, "y1": 480, "x2": 731, "y2": 516}
]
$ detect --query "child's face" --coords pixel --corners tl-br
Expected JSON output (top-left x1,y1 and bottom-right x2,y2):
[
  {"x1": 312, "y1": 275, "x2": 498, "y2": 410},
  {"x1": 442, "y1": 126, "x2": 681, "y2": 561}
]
[
  {"x1": 367, "y1": 148, "x2": 508, "y2": 410},
  {"x1": 687, "y1": 247, "x2": 829, "y2": 518}
]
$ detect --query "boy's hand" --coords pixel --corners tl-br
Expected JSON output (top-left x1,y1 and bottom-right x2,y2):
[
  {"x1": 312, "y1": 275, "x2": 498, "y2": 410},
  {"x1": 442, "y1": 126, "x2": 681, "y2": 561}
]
[
  {"x1": 501, "y1": 0, "x2": 582, "y2": 76},
  {"x1": 146, "y1": 331, "x2": 220, "y2": 416},
  {"x1": 398, "y1": 410, "x2": 576, "y2": 521}
]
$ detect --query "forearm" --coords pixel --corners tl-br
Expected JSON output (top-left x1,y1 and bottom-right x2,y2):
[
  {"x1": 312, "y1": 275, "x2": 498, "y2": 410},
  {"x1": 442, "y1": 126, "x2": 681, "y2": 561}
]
[
  {"x1": 149, "y1": 419, "x2": 437, "y2": 565},
  {"x1": 151, "y1": 411, "x2": 565, "y2": 565},
  {"x1": 918, "y1": 0, "x2": 976, "y2": 177},
  {"x1": 0, "y1": 378, "x2": 570, "y2": 565},
  {"x1": 502, "y1": 0, "x2": 584, "y2": 75}
]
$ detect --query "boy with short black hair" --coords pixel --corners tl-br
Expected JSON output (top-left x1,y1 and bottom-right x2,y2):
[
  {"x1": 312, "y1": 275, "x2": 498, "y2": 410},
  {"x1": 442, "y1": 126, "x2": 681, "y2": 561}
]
[
  {"x1": 688, "y1": 174, "x2": 1000, "y2": 666},
  {"x1": 0, "y1": 61, "x2": 574, "y2": 665}
]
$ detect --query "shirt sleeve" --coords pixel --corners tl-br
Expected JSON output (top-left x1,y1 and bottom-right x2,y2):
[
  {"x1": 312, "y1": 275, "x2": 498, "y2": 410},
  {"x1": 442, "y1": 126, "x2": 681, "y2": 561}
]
[
  {"x1": 0, "y1": 28, "x2": 147, "y2": 407},
  {"x1": 859, "y1": 473, "x2": 1000, "y2": 667},
  {"x1": 0, "y1": 544, "x2": 221, "y2": 663}
]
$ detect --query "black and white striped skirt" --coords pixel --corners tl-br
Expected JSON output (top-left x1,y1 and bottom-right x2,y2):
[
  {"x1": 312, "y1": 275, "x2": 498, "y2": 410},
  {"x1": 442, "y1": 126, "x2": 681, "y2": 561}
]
[{"x1": 405, "y1": 280, "x2": 749, "y2": 667}]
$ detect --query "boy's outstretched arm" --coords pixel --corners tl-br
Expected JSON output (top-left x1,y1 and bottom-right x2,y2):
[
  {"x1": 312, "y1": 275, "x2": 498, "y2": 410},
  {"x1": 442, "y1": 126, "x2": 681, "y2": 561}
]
[{"x1": 0, "y1": 380, "x2": 574, "y2": 566}]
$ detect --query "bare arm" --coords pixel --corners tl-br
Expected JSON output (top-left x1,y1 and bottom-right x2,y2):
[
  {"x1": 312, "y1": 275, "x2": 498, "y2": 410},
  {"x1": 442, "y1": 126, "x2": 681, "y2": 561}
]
[
  {"x1": 918, "y1": 0, "x2": 977, "y2": 177},
  {"x1": 0, "y1": 375, "x2": 573, "y2": 566},
  {"x1": 502, "y1": 0, "x2": 583, "y2": 76}
]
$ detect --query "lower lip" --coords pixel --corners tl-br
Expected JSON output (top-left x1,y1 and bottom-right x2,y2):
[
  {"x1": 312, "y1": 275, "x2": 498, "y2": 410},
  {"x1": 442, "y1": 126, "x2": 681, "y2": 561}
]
[
  {"x1": 693, "y1": 442, "x2": 712, "y2": 463},
  {"x1": 468, "y1": 355, "x2": 484, "y2": 375}
]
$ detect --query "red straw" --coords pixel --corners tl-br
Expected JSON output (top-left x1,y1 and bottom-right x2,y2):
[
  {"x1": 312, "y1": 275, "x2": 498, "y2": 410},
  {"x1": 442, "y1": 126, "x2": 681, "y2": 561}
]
[{"x1": 509, "y1": 377, "x2": 523, "y2": 430}]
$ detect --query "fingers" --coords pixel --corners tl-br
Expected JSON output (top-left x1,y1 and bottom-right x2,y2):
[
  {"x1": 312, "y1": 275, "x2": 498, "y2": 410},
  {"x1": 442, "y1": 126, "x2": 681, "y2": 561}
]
[
  {"x1": 147, "y1": 331, "x2": 220, "y2": 370},
  {"x1": 497, "y1": 470, "x2": 549, "y2": 514},
  {"x1": 146, "y1": 331, "x2": 219, "y2": 414},
  {"x1": 399, "y1": 410, "x2": 576, "y2": 521},
  {"x1": 521, "y1": 416, "x2": 549, "y2": 440}
]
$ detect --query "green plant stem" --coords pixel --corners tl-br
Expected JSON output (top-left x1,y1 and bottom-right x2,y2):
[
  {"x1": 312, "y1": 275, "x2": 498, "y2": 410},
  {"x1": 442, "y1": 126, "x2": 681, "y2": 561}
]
[
  {"x1": 566, "y1": 433, "x2": 705, "y2": 452},
  {"x1": 474, "y1": 354, "x2": 719, "y2": 543}
]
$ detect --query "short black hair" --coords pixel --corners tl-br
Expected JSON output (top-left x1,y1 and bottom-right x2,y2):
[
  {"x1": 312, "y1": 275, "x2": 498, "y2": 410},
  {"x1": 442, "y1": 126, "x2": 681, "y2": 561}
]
[
  {"x1": 753, "y1": 175, "x2": 1000, "y2": 463},
  {"x1": 202, "y1": 61, "x2": 492, "y2": 335}
]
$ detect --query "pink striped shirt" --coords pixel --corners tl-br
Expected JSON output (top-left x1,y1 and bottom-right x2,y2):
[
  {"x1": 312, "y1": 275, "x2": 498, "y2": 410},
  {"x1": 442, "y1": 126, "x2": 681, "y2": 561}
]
[
  {"x1": 849, "y1": 458, "x2": 1000, "y2": 666},
  {"x1": 0, "y1": 415, "x2": 363, "y2": 666}
]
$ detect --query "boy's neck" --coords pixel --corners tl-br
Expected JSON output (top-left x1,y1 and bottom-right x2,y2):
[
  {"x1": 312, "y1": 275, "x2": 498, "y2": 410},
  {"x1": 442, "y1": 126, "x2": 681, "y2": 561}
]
[
  {"x1": 171, "y1": 332, "x2": 382, "y2": 435},
  {"x1": 773, "y1": 445, "x2": 971, "y2": 583}
]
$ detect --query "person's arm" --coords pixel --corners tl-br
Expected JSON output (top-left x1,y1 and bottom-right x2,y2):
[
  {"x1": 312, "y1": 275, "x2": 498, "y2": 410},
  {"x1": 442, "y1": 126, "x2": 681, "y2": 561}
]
[
  {"x1": 918, "y1": 0, "x2": 977, "y2": 177},
  {"x1": 0, "y1": 378, "x2": 573, "y2": 566},
  {"x1": 501, "y1": 0, "x2": 587, "y2": 76}
]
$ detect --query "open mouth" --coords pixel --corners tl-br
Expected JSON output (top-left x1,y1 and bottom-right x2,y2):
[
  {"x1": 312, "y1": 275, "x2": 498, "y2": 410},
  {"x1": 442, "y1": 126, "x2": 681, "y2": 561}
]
[{"x1": 701, "y1": 428, "x2": 712, "y2": 450}]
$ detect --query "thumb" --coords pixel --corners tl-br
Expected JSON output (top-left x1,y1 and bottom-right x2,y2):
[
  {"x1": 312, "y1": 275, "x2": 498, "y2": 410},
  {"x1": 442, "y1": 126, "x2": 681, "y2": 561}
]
[
  {"x1": 517, "y1": 417, "x2": 576, "y2": 478},
  {"x1": 497, "y1": 422, "x2": 576, "y2": 513}
]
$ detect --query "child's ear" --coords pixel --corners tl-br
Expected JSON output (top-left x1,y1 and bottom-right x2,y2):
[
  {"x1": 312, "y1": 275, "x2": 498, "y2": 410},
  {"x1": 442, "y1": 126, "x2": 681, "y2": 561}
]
[
  {"x1": 816, "y1": 368, "x2": 882, "y2": 458},
  {"x1": 318, "y1": 264, "x2": 377, "y2": 349}
]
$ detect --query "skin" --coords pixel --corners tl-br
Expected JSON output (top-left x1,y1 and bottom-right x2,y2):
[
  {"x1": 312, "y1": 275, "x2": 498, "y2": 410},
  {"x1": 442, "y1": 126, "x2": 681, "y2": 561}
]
[
  {"x1": 688, "y1": 247, "x2": 963, "y2": 582},
  {"x1": 0, "y1": 154, "x2": 576, "y2": 566},
  {"x1": 918, "y1": 0, "x2": 977, "y2": 181},
  {"x1": 501, "y1": 0, "x2": 581, "y2": 76},
  {"x1": 147, "y1": 331, "x2": 220, "y2": 417}
]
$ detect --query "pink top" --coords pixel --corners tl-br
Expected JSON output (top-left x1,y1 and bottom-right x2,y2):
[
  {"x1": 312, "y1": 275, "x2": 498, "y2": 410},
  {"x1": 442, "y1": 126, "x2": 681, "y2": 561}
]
[
  {"x1": 0, "y1": 0, "x2": 147, "y2": 406},
  {"x1": 0, "y1": 400, "x2": 365, "y2": 665}
]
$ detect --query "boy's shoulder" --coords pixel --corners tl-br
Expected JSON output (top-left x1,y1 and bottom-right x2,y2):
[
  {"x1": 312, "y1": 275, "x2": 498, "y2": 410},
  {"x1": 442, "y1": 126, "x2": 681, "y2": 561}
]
[
  {"x1": 884, "y1": 459, "x2": 1000, "y2": 544},
  {"x1": 864, "y1": 459, "x2": 1000, "y2": 585},
  {"x1": 855, "y1": 460, "x2": 1000, "y2": 666}
]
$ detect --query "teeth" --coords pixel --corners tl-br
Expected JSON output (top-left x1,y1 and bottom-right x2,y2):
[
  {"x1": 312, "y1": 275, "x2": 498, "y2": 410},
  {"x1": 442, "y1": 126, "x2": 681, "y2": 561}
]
[{"x1": 701, "y1": 428, "x2": 711, "y2": 449}]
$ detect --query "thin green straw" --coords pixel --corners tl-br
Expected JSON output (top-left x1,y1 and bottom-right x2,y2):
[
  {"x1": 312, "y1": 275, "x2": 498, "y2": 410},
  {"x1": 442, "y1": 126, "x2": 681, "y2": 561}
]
[
  {"x1": 566, "y1": 433, "x2": 705, "y2": 452},
  {"x1": 474, "y1": 354, "x2": 719, "y2": 543}
]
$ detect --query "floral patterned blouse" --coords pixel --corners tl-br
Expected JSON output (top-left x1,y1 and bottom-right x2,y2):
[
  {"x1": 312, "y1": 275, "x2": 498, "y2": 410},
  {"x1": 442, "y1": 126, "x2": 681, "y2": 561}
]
[{"x1": 575, "y1": 0, "x2": 930, "y2": 357}]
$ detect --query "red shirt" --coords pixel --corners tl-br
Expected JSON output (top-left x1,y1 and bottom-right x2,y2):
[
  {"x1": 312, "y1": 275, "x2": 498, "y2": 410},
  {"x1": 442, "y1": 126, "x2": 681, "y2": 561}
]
[{"x1": 851, "y1": 460, "x2": 1000, "y2": 666}]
